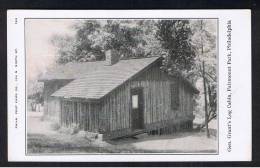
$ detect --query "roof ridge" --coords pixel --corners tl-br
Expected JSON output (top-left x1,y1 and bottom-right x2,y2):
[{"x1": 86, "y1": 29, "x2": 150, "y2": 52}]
[{"x1": 51, "y1": 56, "x2": 161, "y2": 99}]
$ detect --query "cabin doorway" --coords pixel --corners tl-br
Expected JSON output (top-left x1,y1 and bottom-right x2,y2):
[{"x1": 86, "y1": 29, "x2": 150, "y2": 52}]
[{"x1": 131, "y1": 87, "x2": 144, "y2": 130}]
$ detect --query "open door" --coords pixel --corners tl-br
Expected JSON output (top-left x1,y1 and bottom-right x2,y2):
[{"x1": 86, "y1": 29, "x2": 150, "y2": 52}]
[{"x1": 131, "y1": 87, "x2": 144, "y2": 130}]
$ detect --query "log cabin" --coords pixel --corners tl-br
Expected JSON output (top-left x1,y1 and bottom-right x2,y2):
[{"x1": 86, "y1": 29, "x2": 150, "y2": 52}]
[{"x1": 38, "y1": 50, "x2": 199, "y2": 139}]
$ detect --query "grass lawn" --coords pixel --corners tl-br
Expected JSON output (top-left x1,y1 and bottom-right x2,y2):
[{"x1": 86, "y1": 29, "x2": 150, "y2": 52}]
[
  {"x1": 27, "y1": 112, "x2": 217, "y2": 154},
  {"x1": 27, "y1": 131, "x2": 217, "y2": 154},
  {"x1": 27, "y1": 133, "x2": 148, "y2": 154}
]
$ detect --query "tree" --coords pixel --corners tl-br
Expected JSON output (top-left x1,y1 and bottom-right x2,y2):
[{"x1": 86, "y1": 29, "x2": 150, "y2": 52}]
[
  {"x1": 73, "y1": 20, "x2": 105, "y2": 61},
  {"x1": 156, "y1": 19, "x2": 217, "y2": 138},
  {"x1": 103, "y1": 20, "x2": 145, "y2": 59},
  {"x1": 51, "y1": 20, "x2": 155, "y2": 64},
  {"x1": 51, "y1": 34, "x2": 77, "y2": 64},
  {"x1": 137, "y1": 20, "x2": 164, "y2": 57},
  {"x1": 191, "y1": 20, "x2": 217, "y2": 137},
  {"x1": 156, "y1": 20, "x2": 196, "y2": 77},
  {"x1": 27, "y1": 79, "x2": 44, "y2": 112}
]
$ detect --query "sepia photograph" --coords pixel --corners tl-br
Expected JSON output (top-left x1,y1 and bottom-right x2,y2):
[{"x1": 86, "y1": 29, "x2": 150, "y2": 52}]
[{"x1": 25, "y1": 18, "x2": 217, "y2": 154}]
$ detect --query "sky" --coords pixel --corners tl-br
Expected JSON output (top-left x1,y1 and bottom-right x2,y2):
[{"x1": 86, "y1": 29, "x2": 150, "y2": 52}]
[{"x1": 25, "y1": 19, "x2": 75, "y2": 81}]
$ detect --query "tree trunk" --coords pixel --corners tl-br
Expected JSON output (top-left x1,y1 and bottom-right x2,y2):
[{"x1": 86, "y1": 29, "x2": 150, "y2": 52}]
[
  {"x1": 202, "y1": 61, "x2": 210, "y2": 138},
  {"x1": 200, "y1": 114, "x2": 217, "y2": 128}
]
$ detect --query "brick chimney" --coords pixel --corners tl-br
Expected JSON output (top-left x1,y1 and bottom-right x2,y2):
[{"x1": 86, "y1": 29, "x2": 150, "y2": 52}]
[{"x1": 105, "y1": 50, "x2": 120, "y2": 66}]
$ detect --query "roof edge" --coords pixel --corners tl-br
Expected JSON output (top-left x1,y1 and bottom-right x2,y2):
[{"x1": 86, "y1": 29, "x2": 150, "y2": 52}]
[
  {"x1": 50, "y1": 95, "x2": 100, "y2": 102},
  {"x1": 99, "y1": 56, "x2": 163, "y2": 100}
]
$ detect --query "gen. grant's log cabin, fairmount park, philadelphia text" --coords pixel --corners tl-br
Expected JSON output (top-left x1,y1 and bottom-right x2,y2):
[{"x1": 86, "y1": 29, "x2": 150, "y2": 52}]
[{"x1": 226, "y1": 20, "x2": 232, "y2": 152}]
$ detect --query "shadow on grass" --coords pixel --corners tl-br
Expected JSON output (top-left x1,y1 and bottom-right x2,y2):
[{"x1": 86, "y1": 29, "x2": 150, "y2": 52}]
[
  {"x1": 27, "y1": 129, "x2": 217, "y2": 154},
  {"x1": 27, "y1": 134, "x2": 147, "y2": 154},
  {"x1": 108, "y1": 129, "x2": 208, "y2": 145}
]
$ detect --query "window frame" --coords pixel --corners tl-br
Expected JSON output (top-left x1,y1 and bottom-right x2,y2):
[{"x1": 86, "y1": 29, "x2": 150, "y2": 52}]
[
  {"x1": 170, "y1": 81, "x2": 180, "y2": 110},
  {"x1": 132, "y1": 94, "x2": 139, "y2": 109}
]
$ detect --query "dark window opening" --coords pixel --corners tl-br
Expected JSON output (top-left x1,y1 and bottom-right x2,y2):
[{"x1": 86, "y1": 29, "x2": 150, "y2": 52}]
[
  {"x1": 74, "y1": 102, "x2": 78, "y2": 124},
  {"x1": 171, "y1": 82, "x2": 180, "y2": 110}
]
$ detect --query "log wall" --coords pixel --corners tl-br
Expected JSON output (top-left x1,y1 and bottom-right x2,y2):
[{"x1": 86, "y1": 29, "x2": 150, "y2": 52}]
[
  {"x1": 43, "y1": 80, "x2": 72, "y2": 121},
  {"x1": 60, "y1": 100, "x2": 100, "y2": 132},
  {"x1": 100, "y1": 61, "x2": 195, "y2": 139}
]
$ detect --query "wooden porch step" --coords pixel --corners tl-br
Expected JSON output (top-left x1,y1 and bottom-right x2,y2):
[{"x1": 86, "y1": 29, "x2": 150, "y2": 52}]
[{"x1": 112, "y1": 129, "x2": 146, "y2": 140}]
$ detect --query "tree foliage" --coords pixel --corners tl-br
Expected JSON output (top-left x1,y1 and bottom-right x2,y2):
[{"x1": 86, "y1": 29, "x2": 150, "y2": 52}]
[
  {"x1": 103, "y1": 20, "x2": 145, "y2": 59},
  {"x1": 51, "y1": 19, "x2": 216, "y2": 82},
  {"x1": 156, "y1": 20, "x2": 196, "y2": 76},
  {"x1": 190, "y1": 20, "x2": 217, "y2": 126},
  {"x1": 51, "y1": 34, "x2": 77, "y2": 64},
  {"x1": 51, "y1": 20, "x2": 157, "y2": 64}
]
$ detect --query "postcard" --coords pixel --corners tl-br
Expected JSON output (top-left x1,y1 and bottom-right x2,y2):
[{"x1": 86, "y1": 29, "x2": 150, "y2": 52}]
[{"x1": 7, "y1": 10, "x2": 251, "y2": 161}]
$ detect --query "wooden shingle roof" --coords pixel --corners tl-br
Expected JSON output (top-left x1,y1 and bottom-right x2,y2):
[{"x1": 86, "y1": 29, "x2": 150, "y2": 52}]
[{"x1": 51, "y1": 57, "x2": 161, "y2": 100}]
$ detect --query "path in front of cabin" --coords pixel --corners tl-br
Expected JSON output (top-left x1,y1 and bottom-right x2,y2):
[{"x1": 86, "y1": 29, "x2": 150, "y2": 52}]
[
  {"x1": 27, "y1": 111, "x2": 217, "y2": 153},
  {"x1": 27, "y1": 111, "x2": 57, "y2": 135}
]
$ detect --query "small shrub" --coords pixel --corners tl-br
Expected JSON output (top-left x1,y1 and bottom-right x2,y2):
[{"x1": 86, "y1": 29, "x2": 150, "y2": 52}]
[
  {"x1": 58, "y1": 124, "x2": 80, "y2": 135},
  {"x1": 85, "y1": 131, "x2": 98, "y2": 140},
  {"x1": 58, "y1": 126, "x2": 71, "y2": 134},
  {"x1": 70, "y1": 123, "x2": 80, "y2": 134},
  {"x1": 50, "y1": 122, "x2": 60, "y2": 131}
]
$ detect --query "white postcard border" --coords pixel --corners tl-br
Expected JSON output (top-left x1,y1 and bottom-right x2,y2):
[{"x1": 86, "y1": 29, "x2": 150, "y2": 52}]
[{"x1": 7, "y1": 10, "x2": 251, "y2": 161}]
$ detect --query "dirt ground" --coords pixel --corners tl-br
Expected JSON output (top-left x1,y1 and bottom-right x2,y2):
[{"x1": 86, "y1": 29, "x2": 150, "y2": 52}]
[{"x1": 27, "y1": 111, "x2": 217, "y2": 154}]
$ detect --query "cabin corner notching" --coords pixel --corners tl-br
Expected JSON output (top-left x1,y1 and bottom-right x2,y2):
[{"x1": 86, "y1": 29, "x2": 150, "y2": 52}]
[{"x1": 38, "y1": 56, "x2": 199, "y2": 140}]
